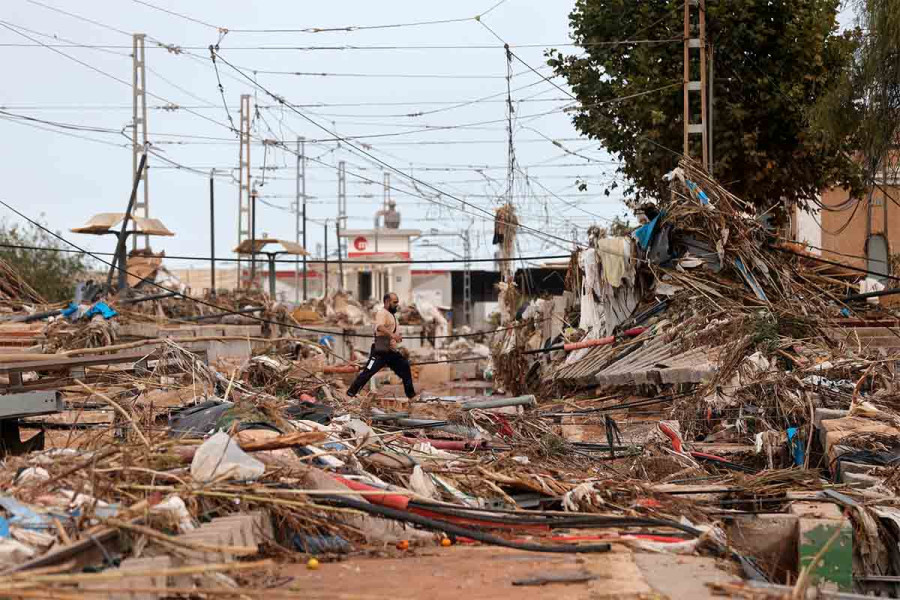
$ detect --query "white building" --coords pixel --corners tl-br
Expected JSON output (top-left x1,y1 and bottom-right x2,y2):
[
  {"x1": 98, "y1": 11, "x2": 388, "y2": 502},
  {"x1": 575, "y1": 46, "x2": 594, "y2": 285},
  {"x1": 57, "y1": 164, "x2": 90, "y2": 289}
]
[{"x1": 337, "y1": 228, "x2": 421, "y2": 303}]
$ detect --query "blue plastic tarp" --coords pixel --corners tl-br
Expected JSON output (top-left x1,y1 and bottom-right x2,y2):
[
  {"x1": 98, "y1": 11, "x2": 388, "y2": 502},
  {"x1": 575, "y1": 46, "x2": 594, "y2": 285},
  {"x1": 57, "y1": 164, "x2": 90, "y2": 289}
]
[
  {"x1": 685, "y1": 179, "x2": 710, "y2": 205},
  {"x1": 787, "y1": 427, "x2": 805, "y2": 467},
  {"x1": 632, "y1": 212, "x2": 664, "y2": 250},
  {"x1": 84, "y1": 301, "x2": 117, "y2": 320}
]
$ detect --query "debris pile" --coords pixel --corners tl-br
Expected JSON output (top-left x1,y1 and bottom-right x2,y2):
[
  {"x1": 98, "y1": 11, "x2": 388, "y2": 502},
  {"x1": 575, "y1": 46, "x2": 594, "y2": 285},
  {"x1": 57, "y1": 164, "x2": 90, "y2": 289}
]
[{"x1": 5, "y1": 165, "x2": 900, "y2": 596}]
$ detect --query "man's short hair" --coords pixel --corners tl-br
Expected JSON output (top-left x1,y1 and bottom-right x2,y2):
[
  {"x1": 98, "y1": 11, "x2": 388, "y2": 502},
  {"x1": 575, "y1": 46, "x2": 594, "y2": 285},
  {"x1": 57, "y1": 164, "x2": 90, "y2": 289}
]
[{"x1": 383, "y1": 293, "x2": 395, "y2": 303}]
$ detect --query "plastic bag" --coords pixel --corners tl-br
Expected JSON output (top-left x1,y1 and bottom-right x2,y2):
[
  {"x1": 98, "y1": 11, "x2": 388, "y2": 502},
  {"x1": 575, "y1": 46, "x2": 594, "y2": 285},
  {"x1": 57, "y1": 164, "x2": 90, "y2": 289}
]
[{"x1": 191, "y1": 431, "x2": 265, "y2": 483}]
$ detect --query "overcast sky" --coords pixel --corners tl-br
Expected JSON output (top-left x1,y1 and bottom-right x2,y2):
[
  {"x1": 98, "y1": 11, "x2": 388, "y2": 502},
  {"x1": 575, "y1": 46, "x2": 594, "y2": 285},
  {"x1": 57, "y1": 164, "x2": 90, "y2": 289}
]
[{"x1": 0, "y1": 1, "x2": 855, "y2": 271}]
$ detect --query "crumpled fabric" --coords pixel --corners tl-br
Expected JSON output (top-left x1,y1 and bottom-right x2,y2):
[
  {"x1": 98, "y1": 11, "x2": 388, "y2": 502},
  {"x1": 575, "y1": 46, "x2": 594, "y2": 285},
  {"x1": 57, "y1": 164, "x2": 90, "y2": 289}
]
[
  {"x1": 595, "y1": 237, "x2": 633, "y2": 288},
  {"x1": 598, "y1": 280, "x2": 639, "y2": 336},
  {"x1": 578, "y1": 249, "x2": 605, "y2": 336}
]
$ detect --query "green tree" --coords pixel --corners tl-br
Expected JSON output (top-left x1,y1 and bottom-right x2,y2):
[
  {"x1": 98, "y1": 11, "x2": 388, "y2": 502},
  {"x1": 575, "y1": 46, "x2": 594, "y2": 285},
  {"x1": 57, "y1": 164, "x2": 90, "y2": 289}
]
[
  {"x1": 548, "y1": 0, "x2": 863, "y2": 211},
  {"x1": 0, "y1": 219, "x2": 91, "y2": 303},
  {"x1": 811, "y1": 0, "x2": 900, "y2": 187}
]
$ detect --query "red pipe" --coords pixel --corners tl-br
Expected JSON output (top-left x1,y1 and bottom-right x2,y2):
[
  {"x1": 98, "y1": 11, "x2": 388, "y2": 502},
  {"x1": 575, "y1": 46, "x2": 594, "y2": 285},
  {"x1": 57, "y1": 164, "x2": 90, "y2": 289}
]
[
  {"x1": 330, "y1": 475, "x2": 548, "y2": 531},
  {"x1": 561, "y1": 326, "x2": 646, "y2": 352},
  {"x1": 332, "y1": 475, "x2": 411, "y2": 511},
  {"x1": 657, "y1": 422, "x2": 684, "y2": 453}
]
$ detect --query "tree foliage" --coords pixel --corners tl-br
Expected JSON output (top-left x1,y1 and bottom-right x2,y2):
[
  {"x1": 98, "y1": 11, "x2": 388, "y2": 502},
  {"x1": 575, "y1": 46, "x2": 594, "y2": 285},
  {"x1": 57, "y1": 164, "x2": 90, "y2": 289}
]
[
  {"x1": 548, "y1": 0, "x2": 864, "y2": 211},
  {"x1": 811, "y1": 0, "x2": 900, "y2": 183},
  {"x1": 0, "y1": 220, "x2": 91, "y2": 302}
]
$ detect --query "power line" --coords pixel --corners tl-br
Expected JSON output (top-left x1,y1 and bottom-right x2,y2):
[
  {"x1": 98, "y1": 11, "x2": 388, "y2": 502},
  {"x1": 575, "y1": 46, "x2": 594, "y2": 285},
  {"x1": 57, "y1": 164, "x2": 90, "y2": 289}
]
[
  {"x1": 0, "y1": 197, "x2": 549, "y2": 340},
  {"x1": 130, "y1": 0, "x2": 223, "y2": 31},
  {"x1": 1, "y1": 13, "x2": 603, "y2": 252},
  {"x1": 476, "y1": 19, "x2": 686, "y2": 162},
  {"x1": 0, "y1": 40, "x2": 680, "y2": 51},
  {"x1": 0, "y1": 112, "x2": 126, "y2": 148},
  {"x1": 243, "y1": 66, "x2": 551, "y2": 80},
  {"x1": 0, "y1": 98, "x2": 570, "y2": 110},
  {"x1": 0, "y1": 241, "x2": 571, "y2": 266},
  {"x1": 22, "y1": 0, "x2": 131, "y2": 36}
]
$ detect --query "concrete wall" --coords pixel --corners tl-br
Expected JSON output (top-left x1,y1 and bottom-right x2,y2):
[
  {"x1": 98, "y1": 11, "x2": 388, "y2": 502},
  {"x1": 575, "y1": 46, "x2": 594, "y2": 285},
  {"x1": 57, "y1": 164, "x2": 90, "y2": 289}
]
[
  {"x1": 818, "y1": 184, "x2": 900, "y2": 272},
  {"x1": 411, "y1": 271, "x2": 452, "y2": 307},
  {"x1": 793, "y1": 204, "x2": 822, "y2": 255}
]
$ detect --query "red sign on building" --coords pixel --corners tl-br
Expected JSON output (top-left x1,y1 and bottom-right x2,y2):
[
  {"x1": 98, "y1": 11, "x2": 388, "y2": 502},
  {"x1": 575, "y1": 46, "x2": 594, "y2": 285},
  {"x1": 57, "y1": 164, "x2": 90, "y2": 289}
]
[{"x1": 353, "y1": 236, "x2": 368, "y2": 251}]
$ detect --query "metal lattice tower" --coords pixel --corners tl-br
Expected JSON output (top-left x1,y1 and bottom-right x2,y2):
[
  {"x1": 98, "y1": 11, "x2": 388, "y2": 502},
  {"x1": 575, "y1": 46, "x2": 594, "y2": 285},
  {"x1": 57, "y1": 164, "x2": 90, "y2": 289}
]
[
  {"x1": 131, "y1": 33, "x2": 150, "y2": 251},
  {"x1": 683, "y1": 0, "x2": 708, "y2": 169},
  {"x1": 462, "y1": 229, "x2": 472, "y2": 327},
  {"x1": 337, "y1": 160, "x2": 347, "y2": 230},
  {"x1": 237, "y1": 94, "x2": 252, "y2": 286}
]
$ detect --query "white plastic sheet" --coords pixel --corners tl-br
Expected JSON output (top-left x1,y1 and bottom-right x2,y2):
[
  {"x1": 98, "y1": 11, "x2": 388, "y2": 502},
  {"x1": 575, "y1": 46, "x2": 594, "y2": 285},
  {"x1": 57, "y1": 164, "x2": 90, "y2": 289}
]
[{"x1": 191, "y1": 431, "x2": 265, "y2": 483}]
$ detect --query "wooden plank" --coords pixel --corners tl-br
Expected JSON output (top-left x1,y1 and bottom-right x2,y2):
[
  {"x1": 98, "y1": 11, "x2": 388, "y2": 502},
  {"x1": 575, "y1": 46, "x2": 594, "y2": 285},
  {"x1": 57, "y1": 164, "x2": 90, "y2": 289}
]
[{"x1": 0, "y1": 351, "x2": 157, "y2": 374}]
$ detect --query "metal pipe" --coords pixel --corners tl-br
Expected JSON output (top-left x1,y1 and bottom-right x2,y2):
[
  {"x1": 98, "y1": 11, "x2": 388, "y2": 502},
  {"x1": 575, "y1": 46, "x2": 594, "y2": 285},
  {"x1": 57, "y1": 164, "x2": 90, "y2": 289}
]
[
  {"x1": 107, "y1": 151, "x2": 147, "y2": 290},
  {"x1": 460, "y1": 395, "x2": 535, "y2": 411},
  {"x1": 844, "y1": 287, "x2": 900, "y2": 302},
  {"x1": 209, "y1": 169, "x2": 216, "y2": 297},
  {"x1": 267, "y1": 253, "x2": 277, "y2": 299},
  {"x1": 524, "y1": 326, "x2": 647, "y2": 355},
  {"x1": 18, "y1": 308, "x2": 64, "y2": 323}
]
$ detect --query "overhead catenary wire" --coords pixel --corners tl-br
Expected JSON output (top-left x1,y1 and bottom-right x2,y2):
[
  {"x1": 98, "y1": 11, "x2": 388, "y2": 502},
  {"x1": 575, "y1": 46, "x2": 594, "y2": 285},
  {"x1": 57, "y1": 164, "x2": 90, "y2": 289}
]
[
  {"x1": 0, "y1": 21, "x2": 558, "y2": 249},
  {"x1": 209, "y1": 48, "x2": 588, "y2": 251},
  {"x1": 130, "y1": 0, "x2": 223, "y2": 31},
  {"x1": 4, "y1": 3, "x2": 638, "y2": 257},
  {"x1": 475, "y1": 19, "x2": 686, "y2": 162},
  {"x1": 0, "y1": 40, "x2": 681, "y2": 51},
  {"x1": 0, "y1": 100, "x2": 621, "y2": 250},
  {"x1": 0, "y1": 197, "x2": 557, "y2": 340},
  {"x1": 0, "y1": 241, "x2": 571, "y2": 266}
]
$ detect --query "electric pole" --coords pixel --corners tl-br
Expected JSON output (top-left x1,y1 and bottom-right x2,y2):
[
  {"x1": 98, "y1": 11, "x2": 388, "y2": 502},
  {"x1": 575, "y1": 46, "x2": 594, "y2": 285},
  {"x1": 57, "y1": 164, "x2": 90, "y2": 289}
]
[
  {"x1": 250, "y1": 187, "x2": 257, "y2": 286},
  {"x1": 683, "y1": 0, "x2": 709, "y2": 170},
  {"x1": 337, "y1": 161, "x2": 346, "y2": 292},
  {"x1": 209, "y1": 170, "x2": 216, "y2": 297},
  {"x1": 237, "y1": 94, "x2": 252, "y2": 287},
  {"x1": 131, "y1": 33, "x2": 150, "y2": 251},
  {"x1": 295, "y1": 137, "x2": 306, "y2": 303},
  {"x1": 337, "y1": 160, "x2": 347, "y2": 231},
  {"x1": 463, "y1": 229, "x2": 472, "y2": 327}
]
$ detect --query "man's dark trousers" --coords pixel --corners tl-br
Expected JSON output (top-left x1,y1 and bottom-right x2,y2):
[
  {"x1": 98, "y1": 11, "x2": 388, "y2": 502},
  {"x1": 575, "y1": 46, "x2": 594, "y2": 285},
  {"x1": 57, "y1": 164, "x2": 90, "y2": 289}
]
[{"x1": 347, "y1": 345, "x2": 416, "y2": 398}]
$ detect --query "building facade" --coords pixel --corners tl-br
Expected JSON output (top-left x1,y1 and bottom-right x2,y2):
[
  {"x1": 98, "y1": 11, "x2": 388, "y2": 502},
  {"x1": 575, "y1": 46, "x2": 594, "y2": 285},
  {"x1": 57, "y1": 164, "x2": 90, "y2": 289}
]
[{"x1": 791, "y1": 174, "x2": 900, "y2": 280}]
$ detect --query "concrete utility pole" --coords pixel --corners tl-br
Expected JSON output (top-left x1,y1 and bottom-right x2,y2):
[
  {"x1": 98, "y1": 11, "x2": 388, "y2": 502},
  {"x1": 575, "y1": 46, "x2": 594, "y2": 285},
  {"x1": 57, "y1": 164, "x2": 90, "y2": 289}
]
[
  {"x1": 683, "y1": 0, "x2": 709, "y2": 170},
  {"x1": 250, "y1": 187, "x2": 257, "y2": 286},
  {"x1": 237, "y1": 94, "x2": 252, "y2": 287},
  {"x1": 324, "y1": 221, "x2": 329, "y2": 298},
  {"x1": 462, "y1": 229, "x2": 472, "y2": 327},
  {"x1": 131, "y1": 33, "x2": 150, "y2": 251},
  {"x1": 209, "y1": 170, "x2": 216, "y2": 297},
  {"x1": 295, "y1": 137, "x2": 307, "y2": 303}
]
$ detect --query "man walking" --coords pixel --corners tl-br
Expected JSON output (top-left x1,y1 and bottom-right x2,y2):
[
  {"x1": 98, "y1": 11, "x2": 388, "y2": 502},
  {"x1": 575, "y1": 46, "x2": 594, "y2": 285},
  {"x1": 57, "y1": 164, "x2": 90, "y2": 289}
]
[{"x1": 346, "y1": 292, "x2": 417, "y2": 400}]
